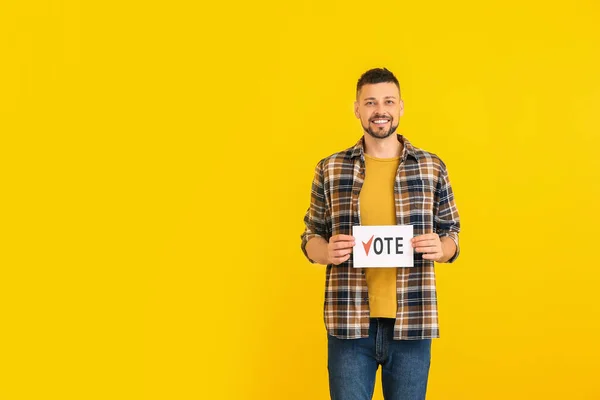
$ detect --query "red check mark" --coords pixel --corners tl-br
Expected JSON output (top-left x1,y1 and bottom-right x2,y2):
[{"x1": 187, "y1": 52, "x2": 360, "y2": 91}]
[{"x1": 362, "y1": 235, "x2": 375, "y2": 256}]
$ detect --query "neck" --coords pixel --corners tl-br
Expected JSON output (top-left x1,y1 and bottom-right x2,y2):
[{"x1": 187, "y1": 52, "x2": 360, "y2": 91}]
[{"x1": 363, "y1": 133, "x2": 403, "y2": 159}]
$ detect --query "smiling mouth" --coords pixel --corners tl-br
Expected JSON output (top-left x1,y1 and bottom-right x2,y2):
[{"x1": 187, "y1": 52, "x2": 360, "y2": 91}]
[{"x1": 371, "y1": 118, "x2": 390, "y2": 125}]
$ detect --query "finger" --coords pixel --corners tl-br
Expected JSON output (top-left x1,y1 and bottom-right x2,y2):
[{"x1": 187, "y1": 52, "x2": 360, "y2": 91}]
[
  {"x1": 411, "y1": 236, "x2": 425, "y2": 245},
  {"x1": 414, "y1": 245, "x2": 438, "y2": 253},
  {"x1": 331, "y1": 254, "x2": 351, "y2": 265},
  {"x1": 412, "y1": 240, "x2": 438, "y2": 248},
  {"x1": 332, "y1": 234, "x2": 355, "y2": 242},
  {"x1": 331, "y1": 240, "x2": 355, "y2": 249},
  {"x1": 332, "y1": 248, "x2": 353, "y2": 257},
  {"x1": 412, "y1": 234, "x2": 438, "y2": 243},
  {"x1": 332, "y1": 241, "x2": 355, "y2": 250},
  {"x1": 412, "y1": 238, "x2": 439, "y2": 248},
  {"x1": 422, "y1": 253, "x2": 442, "y2": 260}
]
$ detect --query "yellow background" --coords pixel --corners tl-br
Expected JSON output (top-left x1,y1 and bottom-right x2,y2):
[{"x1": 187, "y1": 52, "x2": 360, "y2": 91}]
[{"x1": 1, "y1": 0, "x2": 599, "y2": 399}]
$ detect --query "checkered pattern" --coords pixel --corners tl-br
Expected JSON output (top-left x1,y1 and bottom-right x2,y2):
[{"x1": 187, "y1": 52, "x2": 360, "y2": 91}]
[{"x1": 301, "y1": 135, "x2": 460, "y2": 340}]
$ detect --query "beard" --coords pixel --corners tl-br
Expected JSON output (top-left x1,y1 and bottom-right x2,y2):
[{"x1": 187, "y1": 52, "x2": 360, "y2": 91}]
[{"x1": 362, "y1": 117, "x2": 399, "y2": 139}]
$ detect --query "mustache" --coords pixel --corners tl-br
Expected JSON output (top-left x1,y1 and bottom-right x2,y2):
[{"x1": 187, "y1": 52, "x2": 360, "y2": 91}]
[{"x1": 369, "y1": 114, "x2": 392, "y2": 121}]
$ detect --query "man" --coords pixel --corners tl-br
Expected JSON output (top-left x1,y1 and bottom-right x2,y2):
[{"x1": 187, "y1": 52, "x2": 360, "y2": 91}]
[{"x1": 300, "y1": 68, "x2": 461, "y2": 400}]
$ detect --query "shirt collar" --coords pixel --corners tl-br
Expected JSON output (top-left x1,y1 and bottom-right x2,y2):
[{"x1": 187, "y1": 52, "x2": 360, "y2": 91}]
[{"x1": 350, "y1": 134, "x2": 418, "y2": 161}]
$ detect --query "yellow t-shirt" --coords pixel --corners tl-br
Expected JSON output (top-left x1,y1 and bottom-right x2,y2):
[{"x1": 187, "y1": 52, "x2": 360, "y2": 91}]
[{"x1": 359, "y1": 153, "x2": 400, "y2": 318}]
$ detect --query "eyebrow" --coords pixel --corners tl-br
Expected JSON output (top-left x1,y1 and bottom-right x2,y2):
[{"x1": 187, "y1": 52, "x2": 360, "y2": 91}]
[{"x1": 363, "y1": 96, "x2": 397, "y2": 101}]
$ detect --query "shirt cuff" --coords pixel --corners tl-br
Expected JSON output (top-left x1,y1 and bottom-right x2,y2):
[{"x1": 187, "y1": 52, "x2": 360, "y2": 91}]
[
  {"x1": 301, "y1": 233, "x2": 323, "y2": 264},
  {"x1": 440, "y1": 232, "x2": 460, "y2": 263}
]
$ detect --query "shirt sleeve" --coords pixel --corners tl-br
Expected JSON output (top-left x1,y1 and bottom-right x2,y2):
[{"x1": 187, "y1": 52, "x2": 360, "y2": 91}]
[
  {"x1": 434, "y1": 160, "x2": 461, "y2": 263},
  {"x1": 300, "y1": 160, "x2": 329, "y2": 263}
]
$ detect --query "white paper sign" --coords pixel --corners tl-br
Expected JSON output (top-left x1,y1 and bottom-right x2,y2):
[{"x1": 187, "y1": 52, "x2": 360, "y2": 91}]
[{"x1": 352, "y1": 225, "x2": 414, "y2": 268}]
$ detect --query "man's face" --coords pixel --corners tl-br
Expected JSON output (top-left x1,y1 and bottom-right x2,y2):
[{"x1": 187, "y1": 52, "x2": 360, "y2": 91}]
[{"x1": 354, "y1": 82, "x2": 404, "y2": 139}]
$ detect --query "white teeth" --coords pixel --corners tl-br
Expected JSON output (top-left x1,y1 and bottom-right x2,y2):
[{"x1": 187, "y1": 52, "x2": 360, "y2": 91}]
[{"x1": 373, "y1": 120, "x2": 389, "y2": 124}]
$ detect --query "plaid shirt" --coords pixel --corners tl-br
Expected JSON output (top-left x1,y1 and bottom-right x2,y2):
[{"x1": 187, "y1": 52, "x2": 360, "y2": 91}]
[{"x1": 301, "y1": 134, "x2": 460, "y2": 340}]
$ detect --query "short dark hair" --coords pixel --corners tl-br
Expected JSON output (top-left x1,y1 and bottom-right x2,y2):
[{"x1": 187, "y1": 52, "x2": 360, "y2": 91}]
[{"x1": 356, "y1": 68, "x2": 400, "y2": 98}]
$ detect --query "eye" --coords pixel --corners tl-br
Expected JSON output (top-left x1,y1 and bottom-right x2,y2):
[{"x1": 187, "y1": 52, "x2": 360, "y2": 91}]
[
  {"x1": 365, "y1": 101, "x2": 374, "y2": 106},
  {"x1": 386, "y1": 100, "x2": 394, "y2": 104}
]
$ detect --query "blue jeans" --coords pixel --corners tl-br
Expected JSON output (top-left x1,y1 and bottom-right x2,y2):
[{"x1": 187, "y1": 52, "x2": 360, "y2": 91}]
[{"x1": 327, "y1": 318, "x2": 432, "y2": 400}]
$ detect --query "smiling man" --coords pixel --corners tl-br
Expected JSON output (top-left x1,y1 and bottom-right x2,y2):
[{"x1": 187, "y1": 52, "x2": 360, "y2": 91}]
[{"x1": 301, "y1": 68, "x2": 461, "y2": 400}]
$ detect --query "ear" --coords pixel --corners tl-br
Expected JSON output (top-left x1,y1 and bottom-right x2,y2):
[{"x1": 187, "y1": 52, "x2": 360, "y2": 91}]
[
  {"x1": 399, "y1": 99, "x2": 404, "y2": 117},
  {"x1": 354, "y1": 101, "x2": 360, "y2": 119}
]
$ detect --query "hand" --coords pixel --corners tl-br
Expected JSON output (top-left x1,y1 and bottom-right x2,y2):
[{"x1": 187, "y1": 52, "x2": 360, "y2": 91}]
[
  {"x1": 411, "y1": 233, "x2": 443, "y2": 262},
  {"x1": 327, "y1": 234, "x2": 356, "y2": 265}
]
